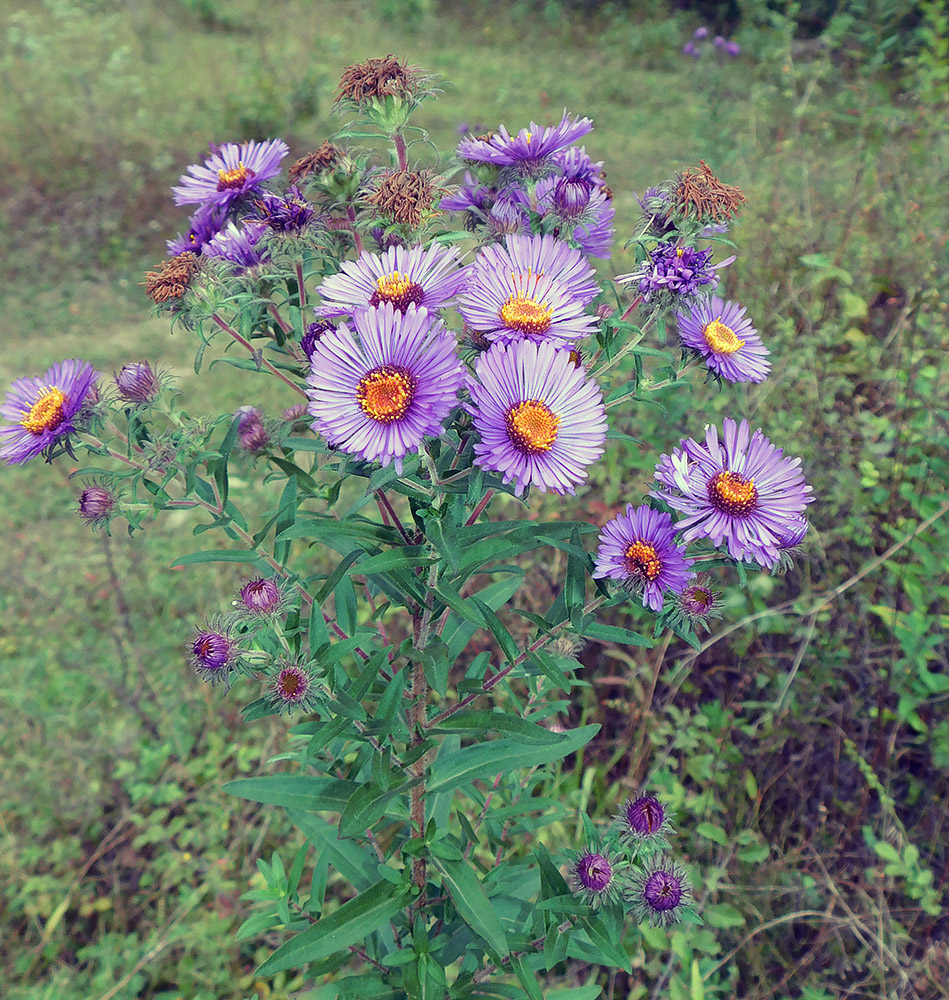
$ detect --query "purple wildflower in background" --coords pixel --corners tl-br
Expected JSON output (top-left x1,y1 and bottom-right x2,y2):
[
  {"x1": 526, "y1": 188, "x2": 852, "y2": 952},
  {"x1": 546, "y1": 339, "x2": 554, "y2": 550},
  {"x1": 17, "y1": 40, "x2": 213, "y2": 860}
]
[
  {"x1": 616, "y1": 792, "x2": 673, "y2": 843},
  {"x1": 306, "y1": 304, "x2": 463, "y2": 474},
  {"x1": 569, "y1": 847, "x2": 622, "y2": 906},
  {"x1": 269, "y1": 661, "x2": 318, "y2": 714},
  {"x1": 619, "y1": 243, "x2": 733, "y2": 304},
  {"x1": 466, "y1": 339, "x2": 606, "y2": 495},
  {"x1": 725, "y1": 40, "x2": 741, "y2": 57},
  {"x1": 592, "y1": 505, "x2": 694, "y2": 612},
  {"x1": 77, "y1": 482, "x2": 117, "y2": 530},
  {"x1": 694, "y1": 26, "x2": 709, "y2": 39},
  {"x1": 628, "y1": 858, "x2": 693, "y2": 927},
  {"x1": 205, "y1": 221, "x2": 269, "y2": 268},
  {"x1": 235, "y1": 577, "x2": 285, "y2": 618},
  {"x1": 675, "y1": 573, "x2": 724, "y2": 630},
  {"x1": 457, "y1": 110, "x2": 593, "y2": 176},
  {"x1": 247, "y1": 185, "x2": 315, "y2": 233},
  {"x1": 1, "y1": 359, "x2": 99, "y2": 464},
  {"x1": 676, "y1": 295, "x2": 770, "y2": 383},
  {"x1": 167, "y1": 202, "x2": 227, "y2": 256},
  {"x1": 682, "y1": 41, "x2": 700, "y2": 58},
  {"x1": 315, "y1": 243, "x2": 468, "y2": 318},
  {"x1": 652, "y1": 418, "x2": 814, "y2": 568},
  {"x1": 172, "y1": 139, "x2": 289, "y2": 209},
  {"x1": 191, "y1": 622, "x2": 238, "y2": 685},
  {"x1": 302, "y1": 320, "x2": 335, "y2": 360},
  {"x1": 114, "y1": 361, "x2": 161, "y2": 404},
  {"x1": 714, "y1": 35, "x2": 726, "y2": 49}
]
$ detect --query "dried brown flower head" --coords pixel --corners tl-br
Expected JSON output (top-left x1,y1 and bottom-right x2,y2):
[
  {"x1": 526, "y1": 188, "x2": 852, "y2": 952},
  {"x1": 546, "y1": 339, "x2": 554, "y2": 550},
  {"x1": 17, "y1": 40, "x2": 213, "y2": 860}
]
[
  {"x1": 289, "y1": 141, "x2": 344, "y2": 183},
  {"x1": 673, "y1": 161, "x2": 746, "y2": 223},
  {"x1": 367, "y1": 169, "x2": 439, "y2": 228},
  {"x1": 336, "y1": 54, "x2": 417, "y2": 104},
  {"x1": 143, "y1": 252, "x2": 199, "y2": 304}
]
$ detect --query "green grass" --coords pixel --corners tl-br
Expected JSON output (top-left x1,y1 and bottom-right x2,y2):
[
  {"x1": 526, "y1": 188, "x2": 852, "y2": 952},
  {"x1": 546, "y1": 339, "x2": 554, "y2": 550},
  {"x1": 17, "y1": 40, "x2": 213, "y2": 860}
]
[{"x1": 1, "y1": 1, "x2": 948, "y2": 998}]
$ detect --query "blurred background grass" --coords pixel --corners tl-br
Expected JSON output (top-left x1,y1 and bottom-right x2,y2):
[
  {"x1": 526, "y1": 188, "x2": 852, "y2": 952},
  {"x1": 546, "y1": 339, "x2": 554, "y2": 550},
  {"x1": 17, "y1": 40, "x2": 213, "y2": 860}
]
[{"x1": 0, "y1": 0, "x2": 947, "y2": 998}]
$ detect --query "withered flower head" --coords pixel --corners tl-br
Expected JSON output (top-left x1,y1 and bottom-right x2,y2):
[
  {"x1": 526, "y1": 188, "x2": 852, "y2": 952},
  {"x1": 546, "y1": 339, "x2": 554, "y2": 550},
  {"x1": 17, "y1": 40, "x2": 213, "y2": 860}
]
[
  {"x1": 367, "y1": 169, "x2": 439, "y2": 228},
  {"x1": 289, "y1": 141, "x2": 344, "y2": 183},
  {"x1": 336, "y1": 54, "x2": 419, "y2": 105},
  {"x1": 673, "y1": 161, "x2": 746, "y2": 224},
  {"x1": 143, "y1": 252, "x2": 200, "y2": 304}
]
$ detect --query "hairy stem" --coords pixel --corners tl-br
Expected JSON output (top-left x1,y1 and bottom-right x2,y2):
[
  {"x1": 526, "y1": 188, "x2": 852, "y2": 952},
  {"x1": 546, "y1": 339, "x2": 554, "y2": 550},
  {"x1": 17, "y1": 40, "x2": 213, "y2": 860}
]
[{"x1": 211, "y1": 313, "x2": 307, "y2": 398}]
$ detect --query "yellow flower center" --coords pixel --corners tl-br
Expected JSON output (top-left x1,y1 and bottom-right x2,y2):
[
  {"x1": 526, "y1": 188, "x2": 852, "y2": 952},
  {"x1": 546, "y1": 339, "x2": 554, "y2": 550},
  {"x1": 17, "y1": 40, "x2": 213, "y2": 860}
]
[
  {"x1": 505, "y1": 399, "x2": 559, "y2": 454},
  {"x1": 708, "y1": 470, "x2": 758, "y2": 516},
  {"x1": 703, "y1": 317, "x2": 745, "y2": 354},
  {"x1": 676, "y1": 247, "x2": 685, "y2": 257},
  {"x1": 623, "y1": 540, "x2": 663, "y2": 581},
  {"x1": 369, "y1": 271, "x2": 424, "y2": 312},
  {"x1": 500, "y1": 292, "x2": 553, "y2": 336},
  {"x1": 20, "y1": 386, "x2": 67, "y2": 435},
  {"x1": 356, "y1": 365, "x2": 416, "y2": 423},
  {"x1": 217, "y1": 162, "x2": 255, "y2": 191}
]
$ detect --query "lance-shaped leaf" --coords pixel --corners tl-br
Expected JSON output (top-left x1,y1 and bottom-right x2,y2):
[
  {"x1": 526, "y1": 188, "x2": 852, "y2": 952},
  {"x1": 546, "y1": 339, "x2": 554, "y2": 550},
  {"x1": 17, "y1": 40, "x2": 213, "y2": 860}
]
[{"x1": 434, "y1": 857, "x2": 509, "y2": 960}]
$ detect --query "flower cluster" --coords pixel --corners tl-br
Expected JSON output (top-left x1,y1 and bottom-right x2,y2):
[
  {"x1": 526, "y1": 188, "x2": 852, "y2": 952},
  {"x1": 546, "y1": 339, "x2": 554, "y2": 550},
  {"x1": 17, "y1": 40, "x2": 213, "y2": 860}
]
[
  {"x1": 683, "y1": 26, "x2": 742, "y2": 59},
  {"x1": 569, "y1": 791, "x2": 695, "y2": 927}
]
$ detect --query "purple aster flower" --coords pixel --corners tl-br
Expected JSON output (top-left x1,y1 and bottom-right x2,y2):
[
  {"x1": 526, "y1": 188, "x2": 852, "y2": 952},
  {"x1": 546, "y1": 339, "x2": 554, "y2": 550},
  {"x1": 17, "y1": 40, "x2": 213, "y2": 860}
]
[
  {"x1": 302, "y1": 319, "x2": 335, "y2": 359},
  {"x1": 1, "y1": 359, "x2": 99, "y2": 464},
  {"x1": 439, "y1": 171, "x2": 495, "y2": 214},
  {"x1": 778, "y1": 515, "x2": 809, "y2": 549},
  {"x1": 172, "y1": 138, "x2": 290, "y2": 209},
  {"x1": 77, "y1": 482, "x2": 117, "y2": 530},
  {"x1": 627, "y1": 858, "x2": 693, "y2": 927},
  {"x1": 466, "y1": 339, "x2": 606, "y2": 496},
  {"x1": 486, "y1": 198, "x2": 533, "y2": 238},
  {"x1": 457, "y1": 110, "x2": 593, "y2": 177},
  {"x1": 675, "y1": 573, "x2": 724, "y2": 631},
  {"x1": 205, "y1": 221, "x2": 269, "y2": 268},
  {"x1": 724, "y1": 40, "x2": 741, "y2": 57},
  {"x1": 235, "y1": 577, "x2": 286, "y2": 618},
  {"x1": 675, "y1": 295, "x2": 770, "y2": 383},
  {"x1": 269, "y1": 660, "x2": 319, "y2": 714},
  {"x1": 246, "y1": 185, "x2": 315, "y2": 233},
  {"x1": 191, "y1": 622, "x2": 238, "y2": 685},
  {"x1": 306, "y1": 303, "x2": 463, "y2": 474},
  {"x1": 652, "y1": 418, "x2": 814, "y2": 569},
  {"x1": 473, "y1": 234, "x2": 600, "y2": 304},
  {"x1": 315, "y1": 243, "x2": 468, "y2": 319},
  {"x1": 682, "y1": 41, "x2": 701, "y2": 58},
  {"x1": 114, "y1": 361, "x2": 161, "y2": 404},
  {"x1": 569, "y1": 847, "x2": 622, "y2": 906},
  {"x1": 714, "y1": 35, "x2": 727, "y2": 49},
  {"x1": 616, "y1": 792, "x2": 674, "y2": 843},
  {"x1": 694, "y1": 26, "x2": 709, "y2": 39},
  {"x1": 167, "y1": 202, "x2": 227, "y2": 256},
  {"x1": 592, "y1": 505, "x2": 695, "y2": 612},
  {"x1": 618, "y1": 243, "x2": 734, "y2": 306}
]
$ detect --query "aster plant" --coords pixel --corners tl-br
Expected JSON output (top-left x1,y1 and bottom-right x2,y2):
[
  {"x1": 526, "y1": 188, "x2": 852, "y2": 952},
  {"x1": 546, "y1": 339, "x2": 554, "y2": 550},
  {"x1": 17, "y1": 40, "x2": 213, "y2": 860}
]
[{"x1": 3, "y1": 56, "x2": 816, "y2": 995}]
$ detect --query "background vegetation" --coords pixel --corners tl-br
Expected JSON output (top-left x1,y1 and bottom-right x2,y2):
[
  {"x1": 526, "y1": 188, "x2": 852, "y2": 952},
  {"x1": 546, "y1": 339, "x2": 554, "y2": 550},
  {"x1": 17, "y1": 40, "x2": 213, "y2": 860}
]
[{"x1": 0, "y1": 0, "x2": 946, "y2": 998}]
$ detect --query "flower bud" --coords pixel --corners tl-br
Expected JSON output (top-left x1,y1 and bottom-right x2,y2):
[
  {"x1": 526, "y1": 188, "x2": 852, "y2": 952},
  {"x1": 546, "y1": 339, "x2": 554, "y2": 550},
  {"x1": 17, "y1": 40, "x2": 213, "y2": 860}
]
[{"x1": 114, "y1": 361, "x2": 160, "y2": 404}]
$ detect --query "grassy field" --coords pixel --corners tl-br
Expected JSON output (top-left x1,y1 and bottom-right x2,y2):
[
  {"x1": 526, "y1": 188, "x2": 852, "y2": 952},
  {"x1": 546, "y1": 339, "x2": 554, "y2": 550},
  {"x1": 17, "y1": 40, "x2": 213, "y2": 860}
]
[{"x1": 1, "y1": 1, "x2": 948, "y2": 998}]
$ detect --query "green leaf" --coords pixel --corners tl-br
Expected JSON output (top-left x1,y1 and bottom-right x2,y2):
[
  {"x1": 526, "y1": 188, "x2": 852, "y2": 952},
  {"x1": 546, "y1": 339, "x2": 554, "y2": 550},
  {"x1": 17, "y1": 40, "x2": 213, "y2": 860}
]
[
  {"x1": 430, "y1": 710, "x2": 562, "y2": 745},
  {"x1": 168, "y1": 549, "x2": 266, "y2": 568},
  {"x1": 288, "y1": 811, "x2": 376, "y2": 891},
  {"x1": 434, "y1": 858, "x2": 508, "y2": 959},
  {"x1": 582, "y1": 622, "x2": 653, "y2": 647},
  {"x1": 703, "y1": 902, "x2": 745, "y2": 928},
  {"x1": 695, "y1": 822, "x2": 729, "y2": 846},
  {"x1": 224, "y1": 776, "x2": 356, "y2": 813},
  {"x1": 512, "y1": 953, "x2": 543, "y2": 1000},
  {"x1": 256, "y1": 879, "x2": 412, "y2": 976},
  {"x1": 427, "y1": 725, "x2": 598, "y2": 793},
  {"x1": 356, "y1": 548, "x2": 433, "y2": 575},
  {"x1": 577, "y1": 914, "x2": 630, "y2": 971},
  {"x1": 338, "y1": 778, "x2": 419, "y2": 839}
]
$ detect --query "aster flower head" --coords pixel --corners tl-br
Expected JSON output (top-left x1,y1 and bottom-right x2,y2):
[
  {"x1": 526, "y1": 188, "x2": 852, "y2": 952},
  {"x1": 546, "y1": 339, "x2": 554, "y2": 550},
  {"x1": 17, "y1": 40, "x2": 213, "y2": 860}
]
[
  {"x1": 246, "y1": 185, "x2": 315, "y2": 234},
  {"x1": 205, "y1": 221, "x2": 269, "y2": 269},
  {"x1": 172, "y1": 138, "x2": 289, "y2": 210},
  {"x1": 234, "y1": 577, "x2": 288, "y2": 620},
  {"x1": 673, "y1": 161, "x2": 746, "y2": 226},
  {"x1": 191, "y1": 620, "x2": 239, "y2": 686},
  {"x1": 77, "y1": 481, "x2": 118, "y2": 530},
  {"x1": 367, "y1": 169, "x2": 439, "y2": 228},
  {"x1": 302, "y1": 319, "x2": 335, "y2": 359},
  {"x1": 627, "y1": 857, "x2": 693, "y2": 927},
  {"x1": 569, "y1": 846, "x2": 623, "y2": 907},
  {"x1": 268, "y1": 660, "x2": 319, "y2": 715},
  {"x1": 457, "y1": 110, "x2": 593, "y2": 178},
  {"x1": 315, "y1": 243, "x2": 468, "y2": 319},
  {"x1": 675, "y1": 573, "x2": 724, "y2": 631},
  {"x1": 236, "y1": 410, "x2": 271, "y2": 454},
  {"x1": 307, "y1": 303, "x2": 463, "y2": 474},
  {"x1": 618, "y1": 242, "x2": 733, "y2": 308},
  {"x1": 144, "y1": 251, "x2": 200, "y2": 305},
  {"x1": 167, "y1": 202, "x2": 227, "y2": 256},
  {"x1": 1, "y1": 359, "x2": 99, "y2": 465},
  {"x1": 676, "y1": 295, "x2": 770, "y2": 383},
  {"x1": 467, "y1": 339, "x2": 606, "y2": 496},
  {"x1": 289, "y1": 141, "x2": 344, "y2": 184},
  {"x1": 652, "y1": 418, "x2": 814, "y2": 569},
  {"x1": 113, "y1": 361, "x2": 164, "y2": 405},
  {"x1": 592, "y1": 505, "x2": 695, "y2": 612},
  {"x1": 616, "y1": 792, "x2": 674, "y2": 844}
]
